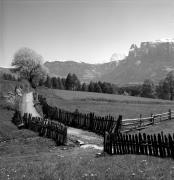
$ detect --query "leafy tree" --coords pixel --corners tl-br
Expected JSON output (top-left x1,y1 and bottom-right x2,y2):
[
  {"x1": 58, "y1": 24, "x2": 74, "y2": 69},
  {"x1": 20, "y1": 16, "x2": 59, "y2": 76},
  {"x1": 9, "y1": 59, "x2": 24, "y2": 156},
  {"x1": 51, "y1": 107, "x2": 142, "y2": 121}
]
[
  {"x1": 38, "y1": 78, "x2": 45, "y2": 86},
  {"x1": 61, "y1": 78, "x2": 66, "y2": 89},
  {"x1": 129, "y1": 85, "x2": 141, "y2": 96},
  {"x1": 164, "y1": 71, "x2": 174, "y2": 100},
  {"x1": 88, "y1": 81, "x2": 95, "y2": 92},
  {"x1": 140, "y1": 79, "x2": 155, "y2": 98},
  {"x1": 2, "y1": 73, "x2": 17, "y2": 81},
  {"x1": 94, "y1": 82, "x2": 102, "y2": 93},
  {"x1": 107, "y1": 83, "x2": 114, "y2": 94},
  {"x1": 118, "y1": 85, "x2": 141, "y2": 96},
  {"x1": 51, "y1": 77, "x2": 59, "y2": 89},
  {"x1": 81, "y1": 83, "x2": 88, "y2": 91},
  {"x1": 56, "y1": 77, "x2": 64, "y2": 89},
  {"x1": 101, "y1": 82, "x2": 113, "y2": 94},
  {"x1": 71, "y1": 73, "x2": 81, "y2": 90},
  {"x1": 111, "y1": 84, "x2": 119, "y2": 94},
  {"x1": 45, "y1": 75, "x2": 52, "y2": 88},
  {"x1": 65, "y1": 73, "x2": 73, "y2": 90},
  {"x1": 11, "y1": 47, "x2": 47, "y2": 88},
  {"x1": 156, "y1": 79, "x2": 169, "y2": 100},
  {"x1": 65, "y1": 73, "x2": 80, "y2": 90}
]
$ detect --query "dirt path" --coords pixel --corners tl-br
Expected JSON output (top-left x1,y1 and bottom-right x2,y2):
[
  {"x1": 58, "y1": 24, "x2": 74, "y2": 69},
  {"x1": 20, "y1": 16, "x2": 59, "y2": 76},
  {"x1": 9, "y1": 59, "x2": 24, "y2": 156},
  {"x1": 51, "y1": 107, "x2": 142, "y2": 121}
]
[
  {"x1": 67, "y1": 127, "x2": 103, "y2": 145},
  {"x1": 22, "y1": 92, "x2": 103, "y2": 150},
  {"x1": 21, "y1": 92, "x2": 41, "y2": 117}
]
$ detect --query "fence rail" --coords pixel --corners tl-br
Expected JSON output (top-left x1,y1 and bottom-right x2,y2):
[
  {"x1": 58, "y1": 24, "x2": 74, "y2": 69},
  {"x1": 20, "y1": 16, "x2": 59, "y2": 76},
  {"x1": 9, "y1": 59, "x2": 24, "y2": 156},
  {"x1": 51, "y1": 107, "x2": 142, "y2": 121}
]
[
  {"x1": 38, "y1": 94, "x2": 122, "y2": 135},
  {"x1": 122, "y1": 109, "x2": 173, "y2": 132},
  {"x1": 12, "y1": 111, "x2": 67, "y2": 145},
  {"x1": 104, "y1": 131, "x2": 174, "y2": 159},
  {"x1": 37, "y1": 93, "x2": 174, "y2": 134}
]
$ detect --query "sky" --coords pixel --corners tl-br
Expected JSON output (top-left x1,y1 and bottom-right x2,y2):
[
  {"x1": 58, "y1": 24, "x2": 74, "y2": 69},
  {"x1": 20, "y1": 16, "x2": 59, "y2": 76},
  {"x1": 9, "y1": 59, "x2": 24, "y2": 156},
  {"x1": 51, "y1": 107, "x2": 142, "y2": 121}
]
[{"x1": 0, "y1": 0, "x2": 174, "y2": 67}]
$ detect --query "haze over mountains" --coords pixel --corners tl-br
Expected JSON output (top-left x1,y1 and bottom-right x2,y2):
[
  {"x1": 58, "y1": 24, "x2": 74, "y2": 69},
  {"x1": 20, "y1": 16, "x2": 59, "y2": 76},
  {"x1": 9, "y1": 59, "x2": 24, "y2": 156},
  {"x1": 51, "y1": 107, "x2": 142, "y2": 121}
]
[{"x1": 45, "y1": 39, "x2": 174, "y2": 85}]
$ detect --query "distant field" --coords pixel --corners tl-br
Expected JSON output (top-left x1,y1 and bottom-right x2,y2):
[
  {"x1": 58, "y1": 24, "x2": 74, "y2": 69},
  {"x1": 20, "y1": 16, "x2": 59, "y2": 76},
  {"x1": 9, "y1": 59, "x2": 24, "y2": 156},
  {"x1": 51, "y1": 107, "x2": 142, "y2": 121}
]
[
  {"x1": 37, "y1": 87, "x2": 174, "y2": 119},
  {"x1": 37, "y1": 87, "x2": 173, "y2": 103}
]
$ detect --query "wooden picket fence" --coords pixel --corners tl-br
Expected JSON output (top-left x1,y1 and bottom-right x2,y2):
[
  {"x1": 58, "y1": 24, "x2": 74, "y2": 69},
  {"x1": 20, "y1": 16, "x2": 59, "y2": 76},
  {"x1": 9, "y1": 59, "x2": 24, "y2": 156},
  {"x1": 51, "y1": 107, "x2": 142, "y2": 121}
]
[
  {"x1": 37, "y1": 94, "x2": 174, "y2": 134},
  {"x1": 104, "y1": 131, "x2": 174, "y2": 158},
  {"x1": 122, "y1": 109, "x2": 173, "y2": 132},
  {"x1": 12, "y1": 110, "x2": 67, "y2": 145},
  {"x1": 38, "y1": 94, "x2": 122, "y2": 135}
]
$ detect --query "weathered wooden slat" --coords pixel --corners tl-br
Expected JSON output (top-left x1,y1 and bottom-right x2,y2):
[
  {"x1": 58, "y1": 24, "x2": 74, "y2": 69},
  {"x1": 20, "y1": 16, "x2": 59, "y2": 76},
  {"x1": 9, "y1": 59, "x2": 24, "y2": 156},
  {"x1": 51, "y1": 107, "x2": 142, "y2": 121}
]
[{"x1": 104, "y1": 131, "x2": 174, "y2": 159}]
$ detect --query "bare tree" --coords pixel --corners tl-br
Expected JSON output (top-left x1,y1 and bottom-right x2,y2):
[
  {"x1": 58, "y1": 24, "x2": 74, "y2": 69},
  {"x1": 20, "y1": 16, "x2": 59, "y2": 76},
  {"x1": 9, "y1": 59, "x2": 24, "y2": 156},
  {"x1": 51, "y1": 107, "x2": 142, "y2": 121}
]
[{"x1": 11, "y1": 47, "x2": 48, "y2": 88}]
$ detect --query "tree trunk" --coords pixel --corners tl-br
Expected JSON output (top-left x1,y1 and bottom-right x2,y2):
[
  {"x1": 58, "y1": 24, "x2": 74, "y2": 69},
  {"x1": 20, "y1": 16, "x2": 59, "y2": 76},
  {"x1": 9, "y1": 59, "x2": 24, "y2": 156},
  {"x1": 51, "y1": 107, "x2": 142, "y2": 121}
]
[{"x1": 170, "y1": 90, "x2": 173, "y2": 101}]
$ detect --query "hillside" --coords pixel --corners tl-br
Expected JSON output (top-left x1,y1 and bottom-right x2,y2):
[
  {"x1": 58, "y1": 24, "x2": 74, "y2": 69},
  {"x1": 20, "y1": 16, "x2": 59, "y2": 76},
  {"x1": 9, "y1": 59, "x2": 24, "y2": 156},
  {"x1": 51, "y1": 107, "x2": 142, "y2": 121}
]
[
  {"x1": 0, "y1": 67, "x2": 18, "y2": 80},
  {"x1": 44, "y1": 39, "x2": 174, "y2": 85},
  {"x1": 0, "y1": 80, "x2": 20, "y2": 97},
  {"x1": 0, "y1": 67, "x2": 11, "y2": 77},
  {"x1": 100, "y1": 40, "x2": 174, "y2": 85},
  {"x1": 44, "y1": 60, "x2": 119, "y2": 83},
  {"x1": 0, "y1": 79, "x2": 31, "y2": 97},
  {"x1": 0, "y1": 84, "x2": 174, "y2": 179}
]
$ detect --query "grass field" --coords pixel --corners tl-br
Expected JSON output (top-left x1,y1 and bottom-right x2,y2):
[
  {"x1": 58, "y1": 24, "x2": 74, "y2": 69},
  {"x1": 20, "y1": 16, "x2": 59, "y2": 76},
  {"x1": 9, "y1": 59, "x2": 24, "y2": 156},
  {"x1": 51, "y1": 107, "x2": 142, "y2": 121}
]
[
  {"x1": 37, "y1": 87, "x2": 174, "y2": 119},
  {"x1": 38, "y1": 87, "x2": 174, "y2": 135},
  {"x1": 0, "y1": 99, "x2": 174, "y2": 180},
  {"x1": 1, "y1": 83, "x2": 174, "y2": 179}
]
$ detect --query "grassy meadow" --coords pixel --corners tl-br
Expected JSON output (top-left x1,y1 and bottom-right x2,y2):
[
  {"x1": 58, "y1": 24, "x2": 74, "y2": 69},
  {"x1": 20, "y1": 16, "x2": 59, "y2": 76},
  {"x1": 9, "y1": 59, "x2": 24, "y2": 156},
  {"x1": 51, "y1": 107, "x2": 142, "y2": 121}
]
[
  {"x1": 37, "y1": 87, "x2": 174, "y2": 119},
  {"x1": 1, "y1": 81, "x2": 174, "y2": 179},
  {"x1": 38, "y1": 87, "x2": 174, "y2": 135},
  {"x1": 0, "y1": 97, "x2": 174, "y2": 180}
]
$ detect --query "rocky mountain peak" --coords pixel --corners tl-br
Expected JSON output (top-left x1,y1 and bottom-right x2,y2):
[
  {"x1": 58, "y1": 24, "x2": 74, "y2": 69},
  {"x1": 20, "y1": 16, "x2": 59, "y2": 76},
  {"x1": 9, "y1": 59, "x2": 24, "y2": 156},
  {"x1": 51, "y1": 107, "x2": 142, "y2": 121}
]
[
  {"x1": 128, "y1": 44, "x2": 138, "y2": 57},
  {"x1": 127, "y1": 39, "x2": 174, "y2": 60},
  {"x1": 130, "y1": 44, "x2": 138, "y2": 50},
  {"x1": 42, "y1": 38, "x2": 174, "y2": 85},
  {"x1": 110, "y1": 53, "x2": 126, "y2": 62}
]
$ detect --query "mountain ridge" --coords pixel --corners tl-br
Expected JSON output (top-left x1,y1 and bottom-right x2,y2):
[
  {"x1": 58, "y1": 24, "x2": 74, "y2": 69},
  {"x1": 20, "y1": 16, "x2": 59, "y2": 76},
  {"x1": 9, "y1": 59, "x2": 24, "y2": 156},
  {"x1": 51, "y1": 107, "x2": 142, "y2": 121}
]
[
  {"x1": 44, "y1": 39, "x2": 174, "y2": 85},
  {"x1": 1, "y1": 39, "x2": 174, "y2": 85}
]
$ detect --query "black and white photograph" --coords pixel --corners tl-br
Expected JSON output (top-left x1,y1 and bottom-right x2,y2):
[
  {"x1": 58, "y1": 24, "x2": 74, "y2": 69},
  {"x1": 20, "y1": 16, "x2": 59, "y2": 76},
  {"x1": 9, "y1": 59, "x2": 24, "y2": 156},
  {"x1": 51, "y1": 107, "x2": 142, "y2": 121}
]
[{"x1": 1, "y1": 0, "x2": 174, "y2": 179}]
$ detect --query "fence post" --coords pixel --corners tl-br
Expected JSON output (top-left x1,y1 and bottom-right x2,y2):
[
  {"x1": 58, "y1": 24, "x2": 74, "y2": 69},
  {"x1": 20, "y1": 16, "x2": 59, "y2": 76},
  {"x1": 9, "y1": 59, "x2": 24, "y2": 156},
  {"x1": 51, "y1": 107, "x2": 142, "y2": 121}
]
[
  {"x1": 151, "y1": 114, "x2": 154, "y2": 125},
  {"x1": 139, "y1": 114, "x2": 142, "y2": 127},
  {"x1": 104, "y1": 131, "x2": 107, "y2": 152},
  {"x1": 114, "y1": 115, "x2": 122, "y2": 133},
  {"x1": 168, "y1": 109, "x2": 171, "y2": 120},
  {"x1": 89, "y1": 113, "x2": 94, "y2": 131},
  {"x1": 110, "y1": 115, "x2": 122, "y2": 134}
]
